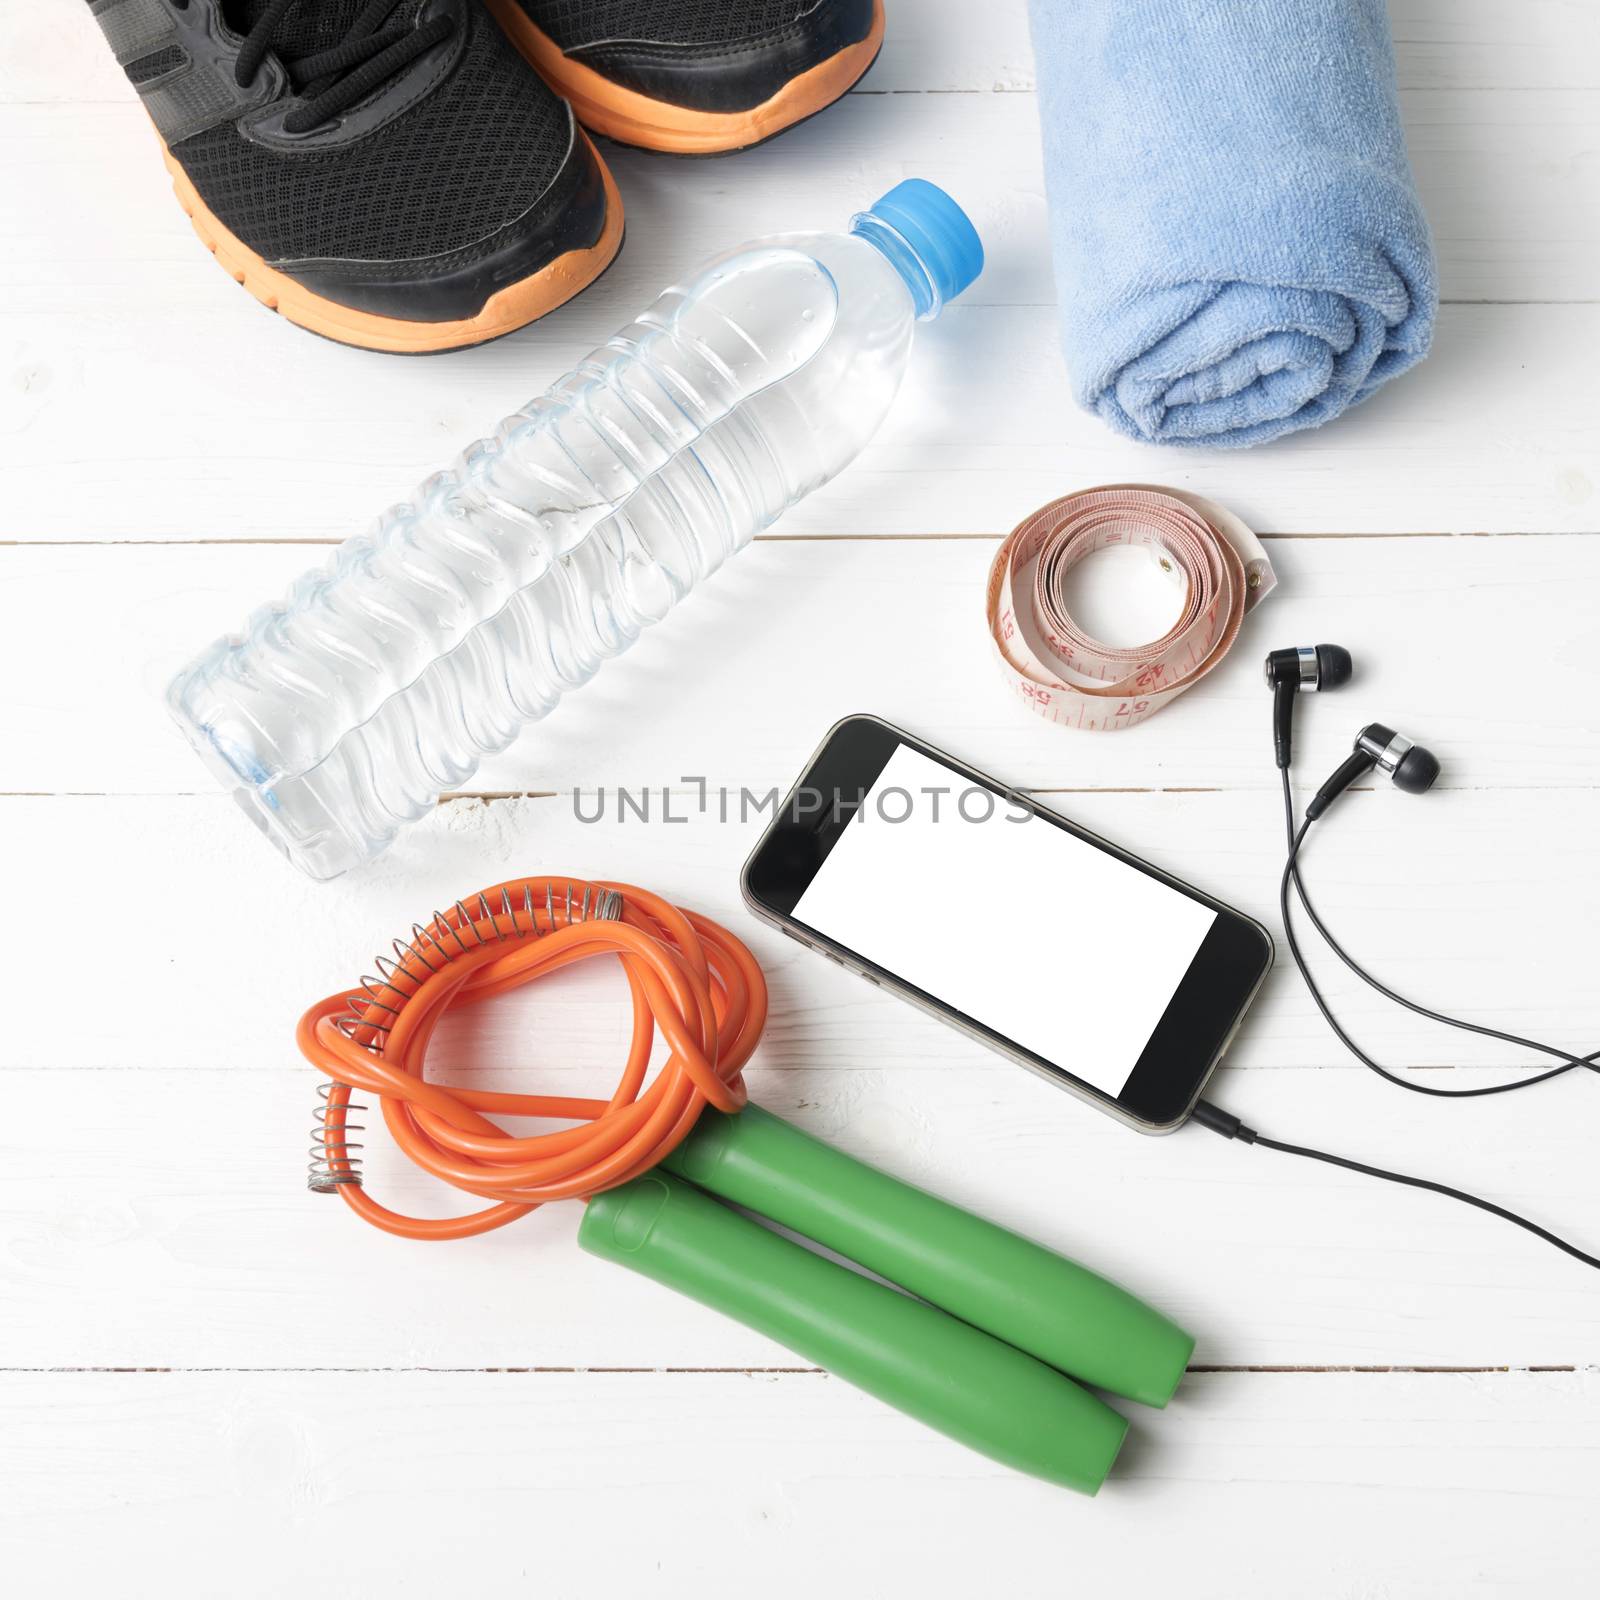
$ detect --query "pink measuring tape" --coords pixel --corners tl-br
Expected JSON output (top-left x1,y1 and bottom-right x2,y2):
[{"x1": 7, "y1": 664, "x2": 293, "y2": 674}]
[{"x1": 985, "y1": 485, "x2": 1277, "y2": 730}]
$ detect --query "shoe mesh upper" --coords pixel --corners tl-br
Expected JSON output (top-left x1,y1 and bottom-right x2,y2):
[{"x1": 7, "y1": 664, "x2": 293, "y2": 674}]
[
  {"x1": 126, "y1": 44, "x2": 189, "y2": 84},
  {"x1": 171, "y1": 8, "x2": 571, "y2": 264},
  {"x1": 521, "y1": 0, "x2": 812, "y2": 51}
]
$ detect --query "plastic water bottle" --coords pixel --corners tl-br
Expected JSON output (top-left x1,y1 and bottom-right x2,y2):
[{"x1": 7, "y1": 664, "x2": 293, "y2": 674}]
[{"x1": 167, "y1": 180, "x2": 982, "y2": 879}]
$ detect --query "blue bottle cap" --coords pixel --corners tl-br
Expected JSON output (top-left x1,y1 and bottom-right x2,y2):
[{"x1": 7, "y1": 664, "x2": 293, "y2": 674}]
[{"x1": 864, "y1": 179, "x2": 984, "y2": 309}]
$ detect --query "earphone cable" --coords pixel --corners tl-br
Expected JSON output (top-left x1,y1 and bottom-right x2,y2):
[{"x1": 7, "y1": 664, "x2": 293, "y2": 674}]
[
  {"x1": 1218, "y1": 652, "x2": 1600, "y2": 1271},
  {"x1": 1278, "y1": 766, "x2": 1599, "y2": 1095},
  {"x1": 1191, "y1": 1098, "x2": 1600, "y2": 1272}
]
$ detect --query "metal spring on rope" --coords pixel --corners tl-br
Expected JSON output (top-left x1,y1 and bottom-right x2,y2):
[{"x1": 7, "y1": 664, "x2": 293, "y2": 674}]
[
  {"x1": 307, "y1": 1080, "x2": 367, "y2": 1193},
  {"x1": 307, "y1": 883, "x2": 624, "y2": 1192}
]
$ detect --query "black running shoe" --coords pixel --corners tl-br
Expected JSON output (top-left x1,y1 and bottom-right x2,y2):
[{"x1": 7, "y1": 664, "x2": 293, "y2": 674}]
[
  {"x1": 87, "y1": 0, "x2": 624, "y2": 351},
  {"x1": 485, "y1": 0, "x2": 884, "y2": 154}
]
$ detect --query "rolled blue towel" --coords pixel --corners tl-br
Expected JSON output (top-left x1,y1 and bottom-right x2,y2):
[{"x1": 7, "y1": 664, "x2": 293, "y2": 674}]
[{"x1": 1028, "y1": 0, "x2": 1437, "y2": 448}]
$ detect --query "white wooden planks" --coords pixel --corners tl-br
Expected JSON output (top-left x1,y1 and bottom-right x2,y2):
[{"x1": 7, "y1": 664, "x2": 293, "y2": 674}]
[
  {"x1": 4, "y1": 0, "x2": 1600, "y2": 1589},
  {"x1": 4, "y1": 1369, "x2": 1598, "y2": 1597}
]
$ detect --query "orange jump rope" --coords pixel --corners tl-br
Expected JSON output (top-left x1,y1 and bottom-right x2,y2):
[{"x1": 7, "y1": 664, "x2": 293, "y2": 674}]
[
  {"x1": 297, "y1": 877, "x2": 765, "y2": 1239},
  {"x1": 294, "y1": 873, "x2": 1192, "y2": 1494}
]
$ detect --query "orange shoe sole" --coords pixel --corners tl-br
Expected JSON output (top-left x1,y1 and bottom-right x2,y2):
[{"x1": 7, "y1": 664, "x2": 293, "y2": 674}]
[
  {"x1": 162, "y1": 136, "x2": 625, "y2": 353},
  {"x1": 484, "y1": 0, "x2": 885, "y2": 155}
]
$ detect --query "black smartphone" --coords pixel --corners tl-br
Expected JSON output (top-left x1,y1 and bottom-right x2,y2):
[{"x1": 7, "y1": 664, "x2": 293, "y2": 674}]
[{"x1": 742, "y1": 715, "x2": 1273, "y2": 1133}]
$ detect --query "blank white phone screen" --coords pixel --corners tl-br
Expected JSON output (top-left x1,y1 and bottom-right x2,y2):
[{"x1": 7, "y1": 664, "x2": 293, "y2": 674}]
[{"x1": 792, "y1": 743, "x2": 1218, "y2": 1098}]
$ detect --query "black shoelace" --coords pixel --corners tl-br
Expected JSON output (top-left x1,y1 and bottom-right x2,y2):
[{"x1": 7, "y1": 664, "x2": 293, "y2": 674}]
[{"x1": 234, "y1": 0, "x2": 456, "y2": 133}]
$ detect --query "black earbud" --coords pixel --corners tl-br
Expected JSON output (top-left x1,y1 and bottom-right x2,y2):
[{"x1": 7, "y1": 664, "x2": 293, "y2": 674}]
[
  {"x1": 1306, "y1": 722, "x2": 1441, "y2": 819},
  {"x1": 1361, "y1": 722, "x2": 1442, "y2": 795},
  {"x1": 1265, "y1": 644, "x2": 1353, "y2": 769}
]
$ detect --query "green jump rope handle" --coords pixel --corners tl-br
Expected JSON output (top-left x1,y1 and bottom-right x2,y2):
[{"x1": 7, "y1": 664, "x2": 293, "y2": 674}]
[
  {"x1": 580, "y1": 1169, "x2": 1127, "y2": 1494},
  {"x1": 663, "y1": 1105, "x2": 1194, "y2": 1408}
]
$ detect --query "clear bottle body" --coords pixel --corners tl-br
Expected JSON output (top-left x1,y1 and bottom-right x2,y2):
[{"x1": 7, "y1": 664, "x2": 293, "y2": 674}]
[{"x1": 169, "y1": 225, "x2": 931, "y2": 878}]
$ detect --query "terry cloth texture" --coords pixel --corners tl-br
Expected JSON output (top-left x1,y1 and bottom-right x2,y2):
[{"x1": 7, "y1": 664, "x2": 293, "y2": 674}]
[{"x1": 1028, "y1": 0, "x2": 1437, "y2": 449}]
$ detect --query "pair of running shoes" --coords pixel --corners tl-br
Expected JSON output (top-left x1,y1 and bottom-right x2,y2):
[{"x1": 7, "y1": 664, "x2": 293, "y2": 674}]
[{"x1": 88, "y1": 0, "x2": 885, "y2": 351}]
